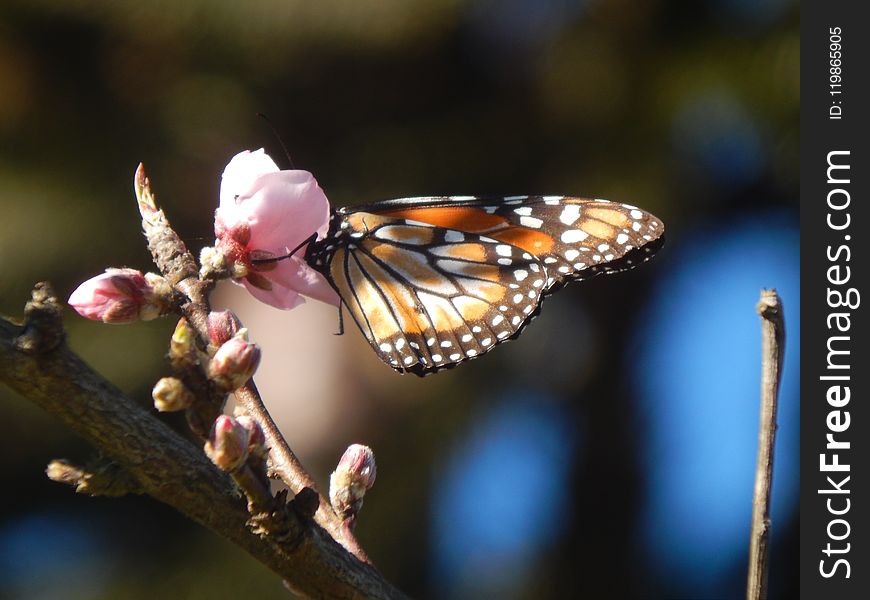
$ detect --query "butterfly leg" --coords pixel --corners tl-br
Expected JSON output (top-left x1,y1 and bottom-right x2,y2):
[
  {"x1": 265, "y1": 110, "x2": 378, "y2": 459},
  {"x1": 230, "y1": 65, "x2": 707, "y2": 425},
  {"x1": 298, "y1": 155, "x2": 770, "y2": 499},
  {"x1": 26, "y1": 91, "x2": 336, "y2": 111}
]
[{"x1": 334, "y1": 302, "x2": 345, "y2": 336}]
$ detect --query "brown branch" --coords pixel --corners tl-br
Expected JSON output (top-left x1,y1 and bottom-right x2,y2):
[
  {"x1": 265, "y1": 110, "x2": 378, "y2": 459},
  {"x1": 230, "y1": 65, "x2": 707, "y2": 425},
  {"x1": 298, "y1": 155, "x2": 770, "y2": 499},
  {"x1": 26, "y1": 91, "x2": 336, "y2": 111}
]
[
  {"x1": 134, "y1": 164, "x2": 369, "y2": 560},
  {"x1": 234, "y1": 383, "x2": 370, "y2": 561},
  {"x1": 746, "y1": 289, "x2": 785, "y2": 600},
  {"x1": 0, "y1": 285, "x2": 406, "y2": 599}
]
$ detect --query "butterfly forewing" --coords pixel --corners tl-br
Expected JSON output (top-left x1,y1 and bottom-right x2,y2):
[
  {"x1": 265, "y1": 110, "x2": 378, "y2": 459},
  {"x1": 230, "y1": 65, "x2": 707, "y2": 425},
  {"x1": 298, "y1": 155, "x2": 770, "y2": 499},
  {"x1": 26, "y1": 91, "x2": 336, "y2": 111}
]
[
  {"x1": 361, "y1": 195, "x2": 664, "y2": 290},
  {"x1": 307, "y1": 195, "x2": 664, "y2": 375},
  {"x1": 309, "y1": 211, "x2": 548, "y2": 375}
]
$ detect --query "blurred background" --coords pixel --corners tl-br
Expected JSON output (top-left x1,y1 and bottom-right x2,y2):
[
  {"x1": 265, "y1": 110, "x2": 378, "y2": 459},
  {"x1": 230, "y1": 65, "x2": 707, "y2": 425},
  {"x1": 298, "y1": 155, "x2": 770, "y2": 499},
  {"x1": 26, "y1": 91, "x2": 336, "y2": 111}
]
[{"x1": 0, "y1": 1, "x2": 799, "y2": 598}]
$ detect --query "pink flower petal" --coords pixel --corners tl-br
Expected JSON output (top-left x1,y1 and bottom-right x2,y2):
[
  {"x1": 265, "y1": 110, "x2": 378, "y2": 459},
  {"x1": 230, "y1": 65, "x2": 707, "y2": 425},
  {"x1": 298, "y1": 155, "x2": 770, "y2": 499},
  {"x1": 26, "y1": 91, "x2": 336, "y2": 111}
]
[
  {"x1": 215, "y1": 149, "x2": 338, "y2": 310},
  {"x1": 242, "y1": 277, "x2": 306, "y2": 310},
  {"x1": 220, "y1": 149, "x2": 280, "y2": 210},
  {"x1": 241, "y1": 170, "x2": 331, "y2": 252}
]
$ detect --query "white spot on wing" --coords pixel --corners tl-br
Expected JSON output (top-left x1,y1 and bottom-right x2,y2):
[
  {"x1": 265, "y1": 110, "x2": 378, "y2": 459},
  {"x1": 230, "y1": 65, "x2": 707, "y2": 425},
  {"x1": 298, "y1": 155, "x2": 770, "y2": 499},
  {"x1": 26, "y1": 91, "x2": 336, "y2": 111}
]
[
  {"x1": 513, "y1": 206, "x2": 533, "y2": 216},
  {"x1": 559, "y1": 205, "x2": 581, "y2": 225},
  {"x1": 561, "y1": 229, "x2": 589, "y2": 243},
  {"x1": 519, "y1": 216, "x2": 544, "y2": 228},
  {"x1": 444, "y1": 230, "x2": 465, "y2": 243}
]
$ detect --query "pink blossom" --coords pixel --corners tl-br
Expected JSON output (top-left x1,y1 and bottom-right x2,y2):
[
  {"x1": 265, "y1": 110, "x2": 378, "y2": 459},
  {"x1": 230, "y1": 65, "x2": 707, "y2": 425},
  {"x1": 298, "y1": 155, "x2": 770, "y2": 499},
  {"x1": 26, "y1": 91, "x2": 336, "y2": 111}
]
[
  {"x1": 68, "y1": 268, "x2": 165, "y2": 323},
  {"x1": 214, "y1": 149, "x2": 339, "y2": 309}
]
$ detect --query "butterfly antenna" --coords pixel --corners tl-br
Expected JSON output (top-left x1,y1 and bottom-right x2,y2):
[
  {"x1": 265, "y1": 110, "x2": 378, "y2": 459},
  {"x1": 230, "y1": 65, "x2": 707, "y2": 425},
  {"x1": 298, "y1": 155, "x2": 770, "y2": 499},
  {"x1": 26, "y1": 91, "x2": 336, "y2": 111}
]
[{"x1": 256, "y1": 113, "x2": 296, "y2": 169}]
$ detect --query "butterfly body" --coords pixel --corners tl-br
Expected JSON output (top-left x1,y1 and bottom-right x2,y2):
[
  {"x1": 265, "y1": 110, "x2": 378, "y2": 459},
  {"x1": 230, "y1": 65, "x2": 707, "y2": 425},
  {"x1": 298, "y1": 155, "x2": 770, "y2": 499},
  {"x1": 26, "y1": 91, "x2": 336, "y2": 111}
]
[{"x1": 306, "y1": 196, "x2": 664, "y2": 376}]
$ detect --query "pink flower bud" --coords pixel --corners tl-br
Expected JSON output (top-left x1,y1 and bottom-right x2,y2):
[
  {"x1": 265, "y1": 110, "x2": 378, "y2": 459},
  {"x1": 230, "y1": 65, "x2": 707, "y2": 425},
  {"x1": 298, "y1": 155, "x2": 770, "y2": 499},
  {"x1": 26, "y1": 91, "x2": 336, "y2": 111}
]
[
  {"x1": 152, "y1": 376, "x2": 195, "y2": 412},
  {"x1": 68, "y1": 268, "x2": 162, "y2": 324},
  {"x1": 329, "y1": 444, "x2": 377, "y2": 522},
  {"x1": 204, "y1": 415, "x2": 250, "y2": 471},
  {"x1": 207, "y1": 310, "x2": 243, "y2": 347},
  {"x1": 234, "y1": 414, "x2": 267, "y2": 458},
  {"x1": 208, "y1": 333, "x2": 261, "y2": 390},
  {"x1": 213, "y1": 149, "x2": 340, "y2": 310}
]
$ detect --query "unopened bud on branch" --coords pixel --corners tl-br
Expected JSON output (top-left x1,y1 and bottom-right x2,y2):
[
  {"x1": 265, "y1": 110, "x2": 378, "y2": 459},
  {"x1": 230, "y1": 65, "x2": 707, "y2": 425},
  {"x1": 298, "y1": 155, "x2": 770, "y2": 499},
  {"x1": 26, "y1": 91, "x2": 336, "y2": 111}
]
[
  {"x1": 169, "y1": 317, "x2": 199, "y2": 370},
  {"x1": 235, "y1": 414, "x2": 267, "y2": 458},
  {"x1": 207, "y1": 310, "x2": 243, "y2": 348},
  {"x1": 152, "y1": 377, "x2": 195, "y2": 412},
  {"x1": 204, "y1": 415, "x2": 250, "y2": 471},
  {"x1": 329, "y1": 444, "x2": 377, "y2": 525},
  {"x1": 68, "y1": 268, "x2": 172, "y2": 324},
  {"x1": 208, "y1": 331, "x2": 260, "y2": 391}
]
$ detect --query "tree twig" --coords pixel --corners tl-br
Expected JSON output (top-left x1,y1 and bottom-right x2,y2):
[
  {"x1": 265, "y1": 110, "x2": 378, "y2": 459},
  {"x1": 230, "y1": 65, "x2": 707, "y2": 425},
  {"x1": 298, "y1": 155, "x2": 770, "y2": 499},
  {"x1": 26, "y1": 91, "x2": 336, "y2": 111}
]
[
  {"x1": 746, "y1": 289, "x2": 785, "y2": 600},
  {"x1": 134, "y1": 164, "x2": 369, "y2": 561},
  {"x1": 0, "y1": 285, "x2": 406, "y2": 599},
  {"x1": 233, "y1": 382, "x2": 371, "y2": 562}
]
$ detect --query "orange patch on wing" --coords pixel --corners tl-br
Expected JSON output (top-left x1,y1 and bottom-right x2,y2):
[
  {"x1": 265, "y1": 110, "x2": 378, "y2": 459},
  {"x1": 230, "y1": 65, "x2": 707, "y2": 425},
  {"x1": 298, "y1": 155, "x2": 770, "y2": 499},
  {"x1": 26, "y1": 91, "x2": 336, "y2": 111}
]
[
  {"x1": 379, "y1": 206, "x2": 509, "y2": 233},
  {"x1": 579, "y1": 219, "x2": 616, "y2": 240},
  {"x1": 374, "y1": 225, "x2": 434, "y2": 245},
  {"x1": 365, "y1": 240, "x2": 459, "y2": 296},
  {"x1": 445, "y1": 261, "x2": 501, "y2": 282},
  {"x1": 431, "y1": 243, "x2": 488, "y2": 261},
  {"x1": 490, "y1": 227, "x2": 555, "y2": 254},
  {"x1": 334, "y1": 250, "x2": 401, "y2": 340},
  {"x1": 452, "y1": 295, "x2": 492, "y2": 320},
  {"x1": 346, "y1": 212, "x2": 395, "y2": 232},
  {"x1": 355, "y1": 253, "x2": 429, "y2": 336},
  {"x1": 417, "y1": 291, "x2": 466, "y2": 333},
  {"x1": 455, "y1": 276, "x2": 506, "y2": 303},
  {"x1": 585, "y1": 207, "x2": 630, "y2": 227}
]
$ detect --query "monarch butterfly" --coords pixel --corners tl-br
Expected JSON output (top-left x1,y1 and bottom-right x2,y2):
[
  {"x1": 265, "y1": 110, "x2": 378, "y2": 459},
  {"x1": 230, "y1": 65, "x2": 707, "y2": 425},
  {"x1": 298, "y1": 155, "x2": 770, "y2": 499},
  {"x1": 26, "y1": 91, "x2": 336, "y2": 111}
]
[{"x1": 303, "y1": 195, "x2": 664, "y2": 376}]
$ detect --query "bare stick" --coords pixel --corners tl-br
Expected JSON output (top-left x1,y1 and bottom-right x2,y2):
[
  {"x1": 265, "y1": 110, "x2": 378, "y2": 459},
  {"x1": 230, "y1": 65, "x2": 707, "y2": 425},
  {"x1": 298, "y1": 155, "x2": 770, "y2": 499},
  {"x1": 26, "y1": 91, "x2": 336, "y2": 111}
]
[{"x1": 746, "y1": 289, "x2": 785, "y2": 600}]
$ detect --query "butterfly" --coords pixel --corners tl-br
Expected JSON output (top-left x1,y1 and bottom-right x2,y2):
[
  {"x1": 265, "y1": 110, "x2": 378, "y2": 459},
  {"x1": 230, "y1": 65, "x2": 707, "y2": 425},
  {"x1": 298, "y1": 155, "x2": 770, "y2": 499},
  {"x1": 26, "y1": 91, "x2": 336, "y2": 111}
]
[{"x1": 304, "y1": 195, "x2": 664, "y2": 376}]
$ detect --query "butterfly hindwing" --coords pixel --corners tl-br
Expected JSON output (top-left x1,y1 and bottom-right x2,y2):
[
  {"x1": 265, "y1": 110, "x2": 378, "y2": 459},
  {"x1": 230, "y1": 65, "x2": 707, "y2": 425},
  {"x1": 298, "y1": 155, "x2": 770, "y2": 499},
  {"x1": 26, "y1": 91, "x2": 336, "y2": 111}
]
[{"x1": 308, "y1": 211, "x2": 548, "y2": 375}]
